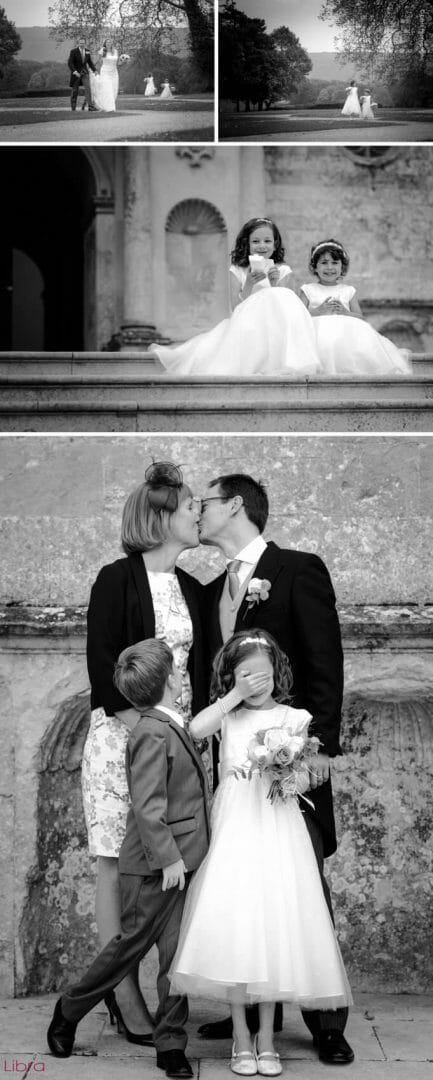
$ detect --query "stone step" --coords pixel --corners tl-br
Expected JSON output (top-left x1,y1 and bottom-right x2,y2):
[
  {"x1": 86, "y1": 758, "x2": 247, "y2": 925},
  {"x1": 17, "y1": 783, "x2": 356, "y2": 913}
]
[
  {"x1": 411, "y1": 353, "x2": 433, "y2": 375},
  {"x1": 1, "y1": 351, "x2": 433, "y2": 432},
  {"x1": 0, "y1": 350, "x2": 162, "y2": 379}
]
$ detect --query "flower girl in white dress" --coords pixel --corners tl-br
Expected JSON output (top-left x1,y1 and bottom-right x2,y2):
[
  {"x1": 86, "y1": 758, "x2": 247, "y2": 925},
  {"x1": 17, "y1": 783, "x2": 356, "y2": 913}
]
[
  {"x1": 170, "y1": 630, "x2": 352, "y2": 1076},
  {"x1": 341, "y1": 81, "x2": 361, "y2": 116},
  {"x1": 151, "y1": 217, "x2": 320, "y2": 377},
  {"x1": 300, "y1": 239, "x2": 412, "y2": 376}
]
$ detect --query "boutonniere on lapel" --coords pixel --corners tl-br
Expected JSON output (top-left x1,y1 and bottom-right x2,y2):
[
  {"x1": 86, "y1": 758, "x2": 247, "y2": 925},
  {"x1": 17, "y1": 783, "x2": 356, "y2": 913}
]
[{"x1": 244, "y1": 577, "x2": 271, "y2": 614}]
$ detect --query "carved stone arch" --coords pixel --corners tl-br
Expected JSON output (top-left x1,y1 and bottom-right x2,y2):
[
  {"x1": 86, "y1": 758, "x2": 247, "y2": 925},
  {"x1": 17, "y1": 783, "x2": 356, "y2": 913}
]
[
  {"x1": 163, "y1": 199, "x2": 229, "y2": 338},
  {"x1": 166, "y1": 198, "x2": 227, "y2": 236},
  {"x1": 81, "y1": 148, "x2": 115, "y2": 202},
  {"x1": 38, "y1": 690, "x2": 91, "y2": 773}
]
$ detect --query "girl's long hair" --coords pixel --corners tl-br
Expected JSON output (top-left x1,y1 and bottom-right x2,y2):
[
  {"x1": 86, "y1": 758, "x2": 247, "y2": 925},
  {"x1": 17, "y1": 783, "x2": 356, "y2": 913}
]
[
  {"x1": 231, "y1": 218, "x2": 285, "y2": 267},
  {"x1": 210, "y1": 629, "x2": 293, "y2": 704}
]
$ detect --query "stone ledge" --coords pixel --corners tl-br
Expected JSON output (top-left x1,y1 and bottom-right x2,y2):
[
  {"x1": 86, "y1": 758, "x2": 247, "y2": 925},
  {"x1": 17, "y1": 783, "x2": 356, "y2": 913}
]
[{"x1": 1, "y1": 603, "x2": 432, "y2": 642}]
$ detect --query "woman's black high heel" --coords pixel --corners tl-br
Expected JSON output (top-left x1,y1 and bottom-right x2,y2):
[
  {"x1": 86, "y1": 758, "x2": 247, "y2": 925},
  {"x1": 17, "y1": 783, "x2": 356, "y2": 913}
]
[{"x1": 104, "y1": 990, "x2": 154, "y2": 1046}]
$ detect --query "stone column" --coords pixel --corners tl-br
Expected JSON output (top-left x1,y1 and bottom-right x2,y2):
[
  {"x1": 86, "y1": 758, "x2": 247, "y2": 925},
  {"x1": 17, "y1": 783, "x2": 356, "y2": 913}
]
[
  {"x1": 84, "y1": 195, "x2": 115, "y2": 350},
  {"x1": 120, "y1": 148, "x2": 167, "y2": 352}
]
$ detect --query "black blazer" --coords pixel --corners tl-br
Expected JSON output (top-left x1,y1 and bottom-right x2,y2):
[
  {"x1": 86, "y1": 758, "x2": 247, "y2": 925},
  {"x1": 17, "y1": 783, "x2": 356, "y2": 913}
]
[
  {"x1": 68, "y1": 47, "x2": 96, "y2": 85},
  {"x1": 205, "y1": 541, "x2": 344, "y2": 856},
  {"x1": 87, "y1": 552, "x2": 207, "y2": 717}
]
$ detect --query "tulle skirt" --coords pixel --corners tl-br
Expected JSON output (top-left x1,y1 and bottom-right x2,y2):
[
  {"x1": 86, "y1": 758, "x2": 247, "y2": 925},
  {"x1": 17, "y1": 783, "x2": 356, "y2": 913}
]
[
  {"x1": 341, "y1": 90, "x2": 361, "y2": 117},
  {"x1": 170, "y1": 772, "x2": 353, "y2": 1008},
  {"x1": 313, "y1": 315, "x2": 412, "y2": 376},
  {"x1": 152, "y1": 289, "x2": 321, "y2": 377}
]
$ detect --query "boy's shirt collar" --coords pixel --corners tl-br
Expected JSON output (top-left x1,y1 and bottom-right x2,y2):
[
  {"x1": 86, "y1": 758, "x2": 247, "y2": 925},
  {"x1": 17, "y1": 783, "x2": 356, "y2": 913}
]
[{"x1": 155, "y1": 704, "x2": 185, "y2": 728}]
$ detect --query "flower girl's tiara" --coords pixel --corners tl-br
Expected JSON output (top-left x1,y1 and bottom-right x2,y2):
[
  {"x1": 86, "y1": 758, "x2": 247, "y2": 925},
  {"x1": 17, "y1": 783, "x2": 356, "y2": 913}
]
[
  {"x1": 239, "y1": 636, "x2": 269, "y2": 646},
  {"x1": 310, "y1": 240, "x2": 348, "y2": 260}
]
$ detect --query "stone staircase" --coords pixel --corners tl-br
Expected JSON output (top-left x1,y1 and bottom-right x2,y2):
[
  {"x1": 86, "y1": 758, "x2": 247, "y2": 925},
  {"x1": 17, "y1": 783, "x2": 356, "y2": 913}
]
[{"x1": 0, "y1": 351, "x2": 432, "y2": 431}]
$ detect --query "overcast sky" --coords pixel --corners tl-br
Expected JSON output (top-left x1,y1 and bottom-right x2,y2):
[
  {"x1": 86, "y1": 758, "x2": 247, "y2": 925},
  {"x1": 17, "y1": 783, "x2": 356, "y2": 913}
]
[
  {"x1": 9, "y1": 0, "x2": 338, "y2": 50},
  {"x1": 225, "y1": 0, "x2": 338, "y2": 51},
  {"x1": 5, "y1": 0, "x2": 49, "y2": 24}
]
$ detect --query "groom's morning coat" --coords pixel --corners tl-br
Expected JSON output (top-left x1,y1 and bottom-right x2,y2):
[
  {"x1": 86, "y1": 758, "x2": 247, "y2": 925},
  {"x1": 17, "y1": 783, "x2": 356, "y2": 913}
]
[{"x1": 206, "y1": 541, "x2": 344, "y2": 857}]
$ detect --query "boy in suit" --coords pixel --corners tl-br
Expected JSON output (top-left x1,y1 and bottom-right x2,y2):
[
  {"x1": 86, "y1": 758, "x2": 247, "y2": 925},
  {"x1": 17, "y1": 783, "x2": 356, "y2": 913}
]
[{"x1": 47, "y1": 639, "x2": 210, "y2": 1078}]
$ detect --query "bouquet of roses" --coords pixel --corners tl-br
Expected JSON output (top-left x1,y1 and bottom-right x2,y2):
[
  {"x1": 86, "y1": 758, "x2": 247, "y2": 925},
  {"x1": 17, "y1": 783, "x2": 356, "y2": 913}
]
[{"x1": 236, "y1": 710, "x2": 321, "y2": 807}]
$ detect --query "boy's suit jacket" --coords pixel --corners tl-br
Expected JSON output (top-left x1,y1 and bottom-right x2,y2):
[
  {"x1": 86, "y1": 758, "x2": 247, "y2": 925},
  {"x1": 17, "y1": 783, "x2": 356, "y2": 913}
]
[
  {"x1": 119, "y1": 707, "x2": 211, "y2": 875},
  {"x1": 87, "y1": 552, "x2": 208, "y2": 716},
  {"x1": 205, "y1": 540, "x2": 344, "y2": 857}
]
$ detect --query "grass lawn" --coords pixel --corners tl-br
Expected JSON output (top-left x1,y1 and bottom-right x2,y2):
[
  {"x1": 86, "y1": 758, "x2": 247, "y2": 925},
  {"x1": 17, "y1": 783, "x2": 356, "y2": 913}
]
[
  {"x1": 0, "y1": 93, "x2": 213, "y2": 126},
  {"x1": 219, "y1": 106, "x2": 433, "y2": 139}
]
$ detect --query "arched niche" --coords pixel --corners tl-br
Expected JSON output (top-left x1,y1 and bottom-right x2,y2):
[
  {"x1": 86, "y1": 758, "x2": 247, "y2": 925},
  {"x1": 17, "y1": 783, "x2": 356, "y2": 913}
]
[{"x1": 163, "y1": 198, "x2": 228, "y2": 338}]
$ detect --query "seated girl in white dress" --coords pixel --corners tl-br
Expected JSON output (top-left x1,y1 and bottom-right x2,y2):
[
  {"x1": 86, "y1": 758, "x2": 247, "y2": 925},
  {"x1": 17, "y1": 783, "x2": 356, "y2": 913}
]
[
  {"x1": 300, "y1": 239, "x2": 412, "y2": 376},
  {"x1": 170, "y1": 630, "x2": 352, "y2": 1077},
  {"x1": 151, "y1": 217, "x2": 321, "y2": 377}
]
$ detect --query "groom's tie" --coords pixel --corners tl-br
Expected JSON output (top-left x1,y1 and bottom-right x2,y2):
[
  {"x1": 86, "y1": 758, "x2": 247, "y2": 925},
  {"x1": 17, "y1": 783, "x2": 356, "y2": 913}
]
[{"x1": 227, "y1": 559, "x2": 242, "y2": 600}]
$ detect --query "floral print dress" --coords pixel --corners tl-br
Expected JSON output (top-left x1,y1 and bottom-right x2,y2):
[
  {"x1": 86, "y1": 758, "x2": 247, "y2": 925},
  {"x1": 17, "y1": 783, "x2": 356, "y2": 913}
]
[{"x1": 82, "y1": 570, "x2": 193, "y2": 856}]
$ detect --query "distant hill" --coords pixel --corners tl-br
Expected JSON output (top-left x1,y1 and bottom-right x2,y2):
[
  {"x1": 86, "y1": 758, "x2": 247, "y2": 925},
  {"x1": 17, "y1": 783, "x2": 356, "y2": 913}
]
[
  {"x1": 309, "y1": 53, "x2": 360, "y2": 81},
  {"x1": 16, "y1": 25, "x2": 190, "y2": 62}
]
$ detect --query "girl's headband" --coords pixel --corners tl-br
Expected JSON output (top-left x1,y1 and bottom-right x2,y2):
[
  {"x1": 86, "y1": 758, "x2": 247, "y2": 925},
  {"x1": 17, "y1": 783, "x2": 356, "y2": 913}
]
[
  {"x1": 238, "y1": 636, "x2": 269, "y2": 647},
  {"x1": 311, "y1": 240, "x2": 348, "y2": 261}
]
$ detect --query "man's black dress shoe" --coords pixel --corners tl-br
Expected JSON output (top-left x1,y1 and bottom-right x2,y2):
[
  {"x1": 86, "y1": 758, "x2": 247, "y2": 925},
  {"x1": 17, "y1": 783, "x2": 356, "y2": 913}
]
[
  {"x1": 314, "y1": 1030, "x2": 354, "y2": 1064},
  {"x1": 47, "y1": 998, "x2": 77, "y2": 1057},
  {"x1": 156, "y1": 1049, "x2": 193, "y2": 1077},
  {"x1": 198, "y1": 1003, "x2": 283, "y2": 1039}
]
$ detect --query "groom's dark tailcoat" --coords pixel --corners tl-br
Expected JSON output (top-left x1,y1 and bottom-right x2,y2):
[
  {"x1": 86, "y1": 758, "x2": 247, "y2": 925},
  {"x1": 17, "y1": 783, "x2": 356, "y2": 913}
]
[
  {"x1": 206, "y1": 540, "x2": 344, "y2": 858},
  {"x1": 67, "y1": 47, "x2": 96, "y2": 86}
]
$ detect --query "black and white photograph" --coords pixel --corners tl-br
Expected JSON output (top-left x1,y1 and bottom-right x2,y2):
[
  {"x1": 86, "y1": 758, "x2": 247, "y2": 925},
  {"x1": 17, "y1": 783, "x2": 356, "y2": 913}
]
[
  {"x1": 219, "y1": 0, "x2": 433, "y2": 143},
  {"x1": 0, "y1": 143, "x2": 432, "y2": 430},
  {"x1": 1, "y1": 0, "x2": 433, "y2": 1074},
  {"x1": 0, "y1": 0, "x2": 214, "y2": 142},
  {"x1": 0, "y1": 433, "x2": 432, "y2": 1076}
]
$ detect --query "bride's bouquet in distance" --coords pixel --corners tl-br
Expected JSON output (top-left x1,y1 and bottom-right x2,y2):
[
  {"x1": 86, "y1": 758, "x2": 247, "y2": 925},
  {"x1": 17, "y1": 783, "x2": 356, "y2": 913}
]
[{"x1": 236, "y1": 709, "x2": 321, "y2": 807}]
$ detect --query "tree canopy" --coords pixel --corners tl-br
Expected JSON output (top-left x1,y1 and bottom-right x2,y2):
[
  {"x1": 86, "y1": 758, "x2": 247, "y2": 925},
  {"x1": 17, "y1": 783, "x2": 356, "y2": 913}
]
[
  {"x1": 320, "y1": 0, "x2": 433, "y2": 81},
  {"x1": 219, "y1": 1, "x2": 311, "y2": 109},
  {"x1": 0, "y1": 5, "x2": 21, "y2": 71},
  {"x1": 48, "y1": 0, "x2": 213, "y2": 84}
]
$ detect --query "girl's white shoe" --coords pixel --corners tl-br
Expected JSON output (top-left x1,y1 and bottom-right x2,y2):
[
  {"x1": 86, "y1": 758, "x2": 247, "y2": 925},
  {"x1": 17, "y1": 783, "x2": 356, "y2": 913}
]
[
  {"x1": 254, "y1": 1037, "x2": 283, "y2": 1077},
  {"x1": 230, "y1": 1042, "x2": 258, "y2": 1075}
]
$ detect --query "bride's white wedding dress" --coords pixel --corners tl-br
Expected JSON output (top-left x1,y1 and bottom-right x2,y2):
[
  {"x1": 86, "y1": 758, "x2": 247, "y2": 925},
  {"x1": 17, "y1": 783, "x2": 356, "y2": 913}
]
[
  {"x1": 90, "y1": 50, "x2": 119, "y2": 111},
  {"x1": 152, "y1": 265, "x2": 322, "y2": 377}
]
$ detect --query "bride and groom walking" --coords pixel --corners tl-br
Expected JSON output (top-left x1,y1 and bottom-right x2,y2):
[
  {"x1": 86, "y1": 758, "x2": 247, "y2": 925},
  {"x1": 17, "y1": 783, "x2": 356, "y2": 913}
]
[
  {"x1": 47, "y1": 466, "x2": 354, "y2": 1076},
  {"x1": 68, "y1": 38, "x2": 127, "y2": 113}
]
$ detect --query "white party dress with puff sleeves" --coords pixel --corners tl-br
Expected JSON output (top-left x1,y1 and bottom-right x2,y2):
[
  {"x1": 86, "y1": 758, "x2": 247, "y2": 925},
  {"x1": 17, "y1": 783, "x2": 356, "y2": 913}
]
[
  {"x1": 301, "y1": 282, "x2": 412, "y2": 376},
  {"x1": 152, "y1": 264, "x2": 321, "y2": 377},
  {"x1": 170, "y1": 704, "x2": 353, "y2": 1008}
]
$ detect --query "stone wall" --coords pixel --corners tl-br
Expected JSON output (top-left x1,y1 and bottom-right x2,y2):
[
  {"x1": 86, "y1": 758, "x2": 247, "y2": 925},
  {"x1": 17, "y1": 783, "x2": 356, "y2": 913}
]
[
  {"x1": 5, "y1": 145, "x2": 433, "y2": 350},
  {"x1": 0, "y1": 435, "x2": 432, "y2": 996}
]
